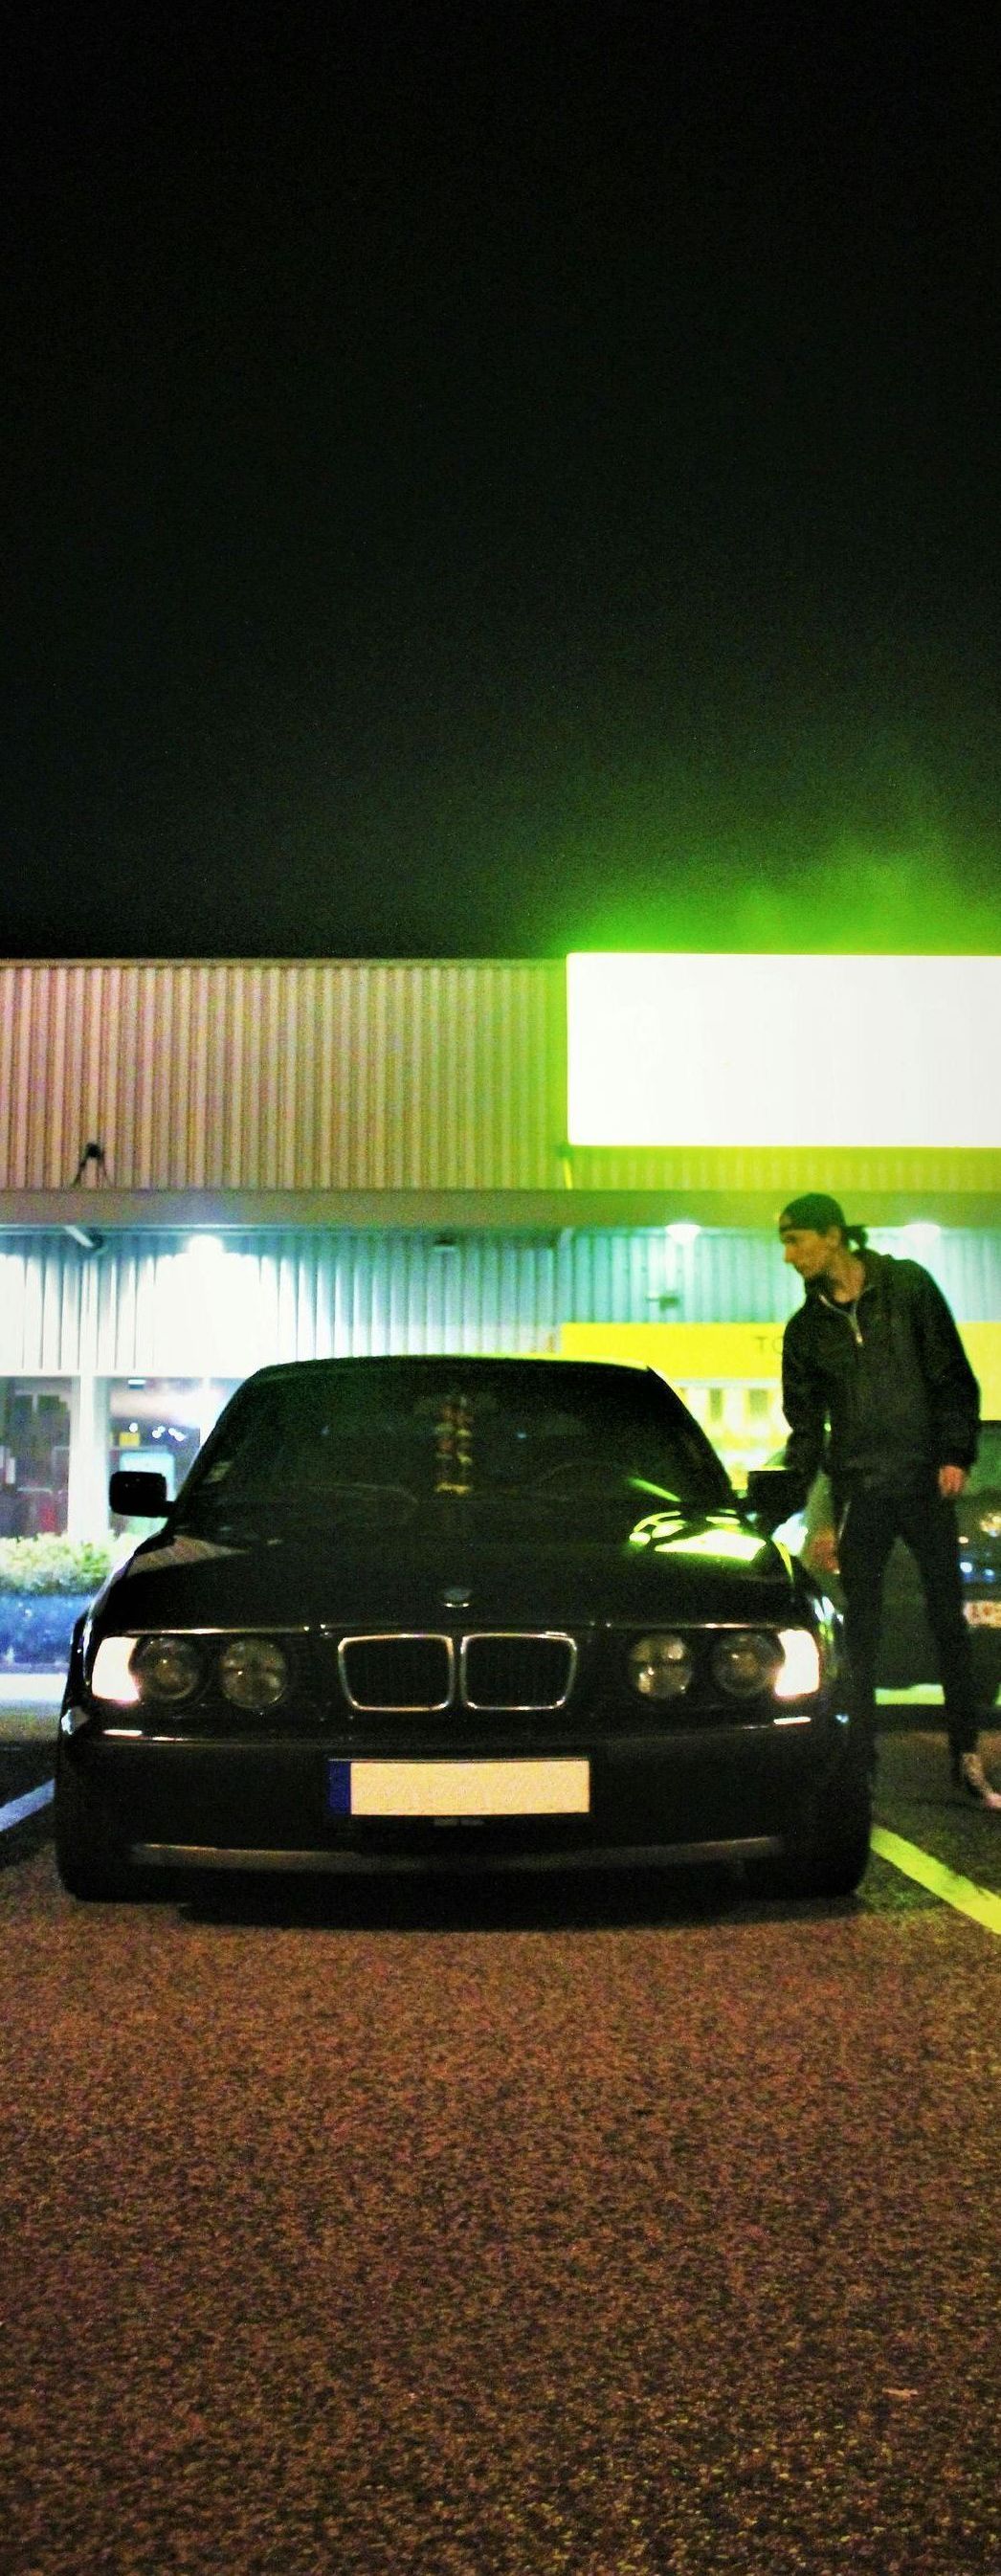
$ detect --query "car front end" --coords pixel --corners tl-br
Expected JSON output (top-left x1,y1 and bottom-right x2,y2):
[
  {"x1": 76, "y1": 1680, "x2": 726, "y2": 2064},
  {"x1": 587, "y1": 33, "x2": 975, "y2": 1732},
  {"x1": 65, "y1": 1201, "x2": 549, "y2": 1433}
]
[
  {"x1": 56, "y1": 1357, "x2": 872, "y2": 1901},
  {"x1": 56, "y1": 1510, "x2": 862, "y2": 1900}
]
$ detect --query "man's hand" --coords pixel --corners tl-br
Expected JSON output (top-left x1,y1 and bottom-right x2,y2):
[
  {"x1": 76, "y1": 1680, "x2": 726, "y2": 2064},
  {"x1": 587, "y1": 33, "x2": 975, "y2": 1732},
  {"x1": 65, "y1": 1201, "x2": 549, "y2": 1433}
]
[
  {"x1": 805, "y1": 1526, "x2": 840, "y2": 1576},
  {"x1": 939, "y1": 1464, "x2": 968, "y2": 1500}
]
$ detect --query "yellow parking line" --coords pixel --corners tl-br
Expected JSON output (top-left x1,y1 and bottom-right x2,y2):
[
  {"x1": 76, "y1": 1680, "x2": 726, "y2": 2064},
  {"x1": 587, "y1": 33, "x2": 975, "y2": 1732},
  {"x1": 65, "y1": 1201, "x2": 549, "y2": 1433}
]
[{"x1": 871, "y1": 1825, "x2": 1001, "y2": 1938}]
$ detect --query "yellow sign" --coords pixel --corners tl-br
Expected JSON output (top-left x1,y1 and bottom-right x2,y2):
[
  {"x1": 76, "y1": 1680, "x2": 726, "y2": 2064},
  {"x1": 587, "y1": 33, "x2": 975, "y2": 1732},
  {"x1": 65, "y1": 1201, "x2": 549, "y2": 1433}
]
[
  {"x1": 560, "y1": 1321, "x2": 785, "y2": 1376},
  {"x1": 560, "y1": 1321, "x2": 1001, "y2": 1417}
]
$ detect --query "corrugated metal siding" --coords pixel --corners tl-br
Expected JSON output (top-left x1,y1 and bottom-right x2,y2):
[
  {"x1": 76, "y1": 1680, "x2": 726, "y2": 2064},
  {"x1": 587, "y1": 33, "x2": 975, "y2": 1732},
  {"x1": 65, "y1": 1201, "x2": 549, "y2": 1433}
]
[
  {"x1": 0, "y1": 960, "x2": 566, "y2": 1191},
  {"x1": 942, "y1": 1230, "x2": 1001, "y2": 1314},
  {"x1": 2, "y1": 1226, "x2": 999, "y2": 1378},
  {"x1": 560, "y1": 1230, "x2": 794, "y2": 1325},
  {"x1": 562, "y1": 1228, "x2": 1001, "y2": 1324},
  {"x1": 565, "y1": 1142, "x2": 1001, "y2": 1199},
  {"x1": 0, "y1": 1233, "x2": 559, "y2": 1375},
  {"x1": 0, "y1": 1242, "x2": 86, "y2": 1373}
]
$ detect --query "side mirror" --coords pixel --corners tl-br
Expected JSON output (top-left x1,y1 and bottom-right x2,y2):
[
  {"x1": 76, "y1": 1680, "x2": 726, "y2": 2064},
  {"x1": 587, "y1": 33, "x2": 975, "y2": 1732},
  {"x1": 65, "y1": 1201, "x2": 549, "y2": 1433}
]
[
  {"x1": 958, "y1": 1487, "x2": 1001, "y2": 1542},
  {"x1": 109, "y1": 1468, "x2": 169, "y2": 1518},
  {"x1": 744, "y1": 1465, "x2": 801, "y2": 1531}
]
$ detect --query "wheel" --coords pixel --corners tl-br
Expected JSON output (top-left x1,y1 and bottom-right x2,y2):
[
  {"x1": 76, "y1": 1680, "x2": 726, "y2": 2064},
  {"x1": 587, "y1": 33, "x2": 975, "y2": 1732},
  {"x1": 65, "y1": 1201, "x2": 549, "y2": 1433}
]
[
  {"x1": 54, "y1": 1744, "x2": 145, "y2": 1901},
  {"x1": 747, "y1": 1761, "x2": 873, "y2": 1901}
]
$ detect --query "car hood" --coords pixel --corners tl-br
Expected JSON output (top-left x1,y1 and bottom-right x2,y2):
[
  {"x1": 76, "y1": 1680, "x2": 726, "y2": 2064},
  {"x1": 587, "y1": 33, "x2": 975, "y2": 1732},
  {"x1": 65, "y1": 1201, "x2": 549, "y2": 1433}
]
[{"x1": 94, "y1": 1504, "x2": 814, "y2": 1633}]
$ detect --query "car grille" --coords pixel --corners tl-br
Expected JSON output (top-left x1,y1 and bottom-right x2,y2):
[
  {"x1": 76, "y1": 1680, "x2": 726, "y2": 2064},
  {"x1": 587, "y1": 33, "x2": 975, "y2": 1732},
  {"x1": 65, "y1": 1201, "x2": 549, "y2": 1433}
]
[
  {"x1": 338, "y1": 1632, "x2": 576, "y2": 1714},
  {"x1": 463, "y1": 1632, "x2": 576, "y2": 1710},
  {"x1": 339, "y1": 1634, "x2": 453, "y2": 1712}
]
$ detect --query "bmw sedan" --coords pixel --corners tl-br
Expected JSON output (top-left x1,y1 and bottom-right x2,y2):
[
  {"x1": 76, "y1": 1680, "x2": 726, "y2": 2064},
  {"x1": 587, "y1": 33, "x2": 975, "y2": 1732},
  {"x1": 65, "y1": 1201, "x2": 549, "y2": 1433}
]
[{"x1": 55, "y1": 1357, "x2": 868, "y2": 1901}]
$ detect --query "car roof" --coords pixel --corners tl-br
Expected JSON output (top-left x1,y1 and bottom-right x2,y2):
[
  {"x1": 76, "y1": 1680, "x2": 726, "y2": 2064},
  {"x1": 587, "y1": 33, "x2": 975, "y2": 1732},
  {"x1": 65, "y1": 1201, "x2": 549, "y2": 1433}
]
[{"x1": 244, "y1": 1354, "x2": 659, "y2": 1385}]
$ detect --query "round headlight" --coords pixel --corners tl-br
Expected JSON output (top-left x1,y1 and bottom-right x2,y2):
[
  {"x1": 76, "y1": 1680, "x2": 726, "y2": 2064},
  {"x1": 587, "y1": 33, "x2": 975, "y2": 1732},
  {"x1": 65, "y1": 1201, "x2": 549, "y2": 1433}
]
[
  {"x1": 774, "y1": 1629, "x2": 823, "y2": 1699},
  {"x1": 218, "y1": 1635, "x2": 289, "y2": 1712},
  {"x1": 90, "y1": 1635, "x2": 143, "y2": 1705},
  {"x1": 629, "y1": 1633, "x2": 693, "y2": 1699},
  {"x1": 131, "y1": 1633, "x2": 203, "y2": 1703},
  {"x1": 711, "y1": 1631, "x2": 780, "y2": 1698}
]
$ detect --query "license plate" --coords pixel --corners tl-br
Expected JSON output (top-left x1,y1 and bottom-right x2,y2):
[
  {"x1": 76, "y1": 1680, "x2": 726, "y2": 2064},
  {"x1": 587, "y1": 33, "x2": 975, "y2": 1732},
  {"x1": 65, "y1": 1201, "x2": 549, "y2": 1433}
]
[
  {"x1": 327, "y1": 1758, "x2": 590, "y2": 1818},
  {"x1": 964, "y1": 1598, "x2": 1001, "y2": 1629}
]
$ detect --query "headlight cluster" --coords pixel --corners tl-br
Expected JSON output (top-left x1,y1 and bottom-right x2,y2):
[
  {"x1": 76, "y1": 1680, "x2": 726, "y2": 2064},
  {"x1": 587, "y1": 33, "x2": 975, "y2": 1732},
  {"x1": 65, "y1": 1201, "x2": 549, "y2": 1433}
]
[
  {"x1": 628, "y1": 1633, "x2": 694, "y2": 1699},
  {"x1": 132, "y1": 1634, "x2": 202, "y2": 1702},
  {"x1": 217, "y1": 1637, "x2": 290, "y2": 1710},
  {"x1": 629, "y1": 1628, "x2": 822, "y2": 1703},
  {"x1": 91, "y1": 1632, "x2": 290, "y2": 1713}
]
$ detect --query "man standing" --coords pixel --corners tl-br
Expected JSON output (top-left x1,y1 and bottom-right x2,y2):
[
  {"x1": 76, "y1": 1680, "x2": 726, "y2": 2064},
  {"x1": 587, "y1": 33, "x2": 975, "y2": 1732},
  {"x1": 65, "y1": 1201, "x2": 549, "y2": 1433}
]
[{"x1": 777, "y1": 1191, "x2": 1000, "y2": 1809}]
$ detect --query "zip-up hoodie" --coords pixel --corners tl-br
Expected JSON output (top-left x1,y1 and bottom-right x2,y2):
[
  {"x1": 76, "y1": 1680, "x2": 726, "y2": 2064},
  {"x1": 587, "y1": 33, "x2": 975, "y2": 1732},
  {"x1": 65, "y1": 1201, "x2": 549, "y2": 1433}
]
[{"x1": 781, "y1": 1249, "x2": 980, "y2": 1514}]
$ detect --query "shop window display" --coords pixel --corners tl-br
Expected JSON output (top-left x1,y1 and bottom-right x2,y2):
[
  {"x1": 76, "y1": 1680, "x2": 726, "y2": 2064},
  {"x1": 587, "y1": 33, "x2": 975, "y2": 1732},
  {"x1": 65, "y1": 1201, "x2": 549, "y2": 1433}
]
[{"x1": 0, "y1": 1384, "x2": 72, "y2": 1536}]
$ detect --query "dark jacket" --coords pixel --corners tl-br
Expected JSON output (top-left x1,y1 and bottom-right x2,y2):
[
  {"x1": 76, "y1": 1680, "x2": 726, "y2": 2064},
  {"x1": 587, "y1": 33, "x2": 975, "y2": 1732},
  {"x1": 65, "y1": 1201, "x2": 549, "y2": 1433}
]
[{"x1": 781, "y1": 1250, "x2": 980, "y2": 1515}]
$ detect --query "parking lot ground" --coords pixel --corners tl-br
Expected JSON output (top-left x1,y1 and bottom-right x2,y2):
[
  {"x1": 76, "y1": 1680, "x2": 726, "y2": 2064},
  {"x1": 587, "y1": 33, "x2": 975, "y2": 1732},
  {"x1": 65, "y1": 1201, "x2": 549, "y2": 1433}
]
[
  {"x1": 0, "y1": 1679, "x2": 60, "y2": 1816},
  {"x1": 871, "y1": 1722, "x2": 1001, "y2": 1906},
  {"x1": 2, "y1": 1753, "x2": 1000, "y2": 2576}
]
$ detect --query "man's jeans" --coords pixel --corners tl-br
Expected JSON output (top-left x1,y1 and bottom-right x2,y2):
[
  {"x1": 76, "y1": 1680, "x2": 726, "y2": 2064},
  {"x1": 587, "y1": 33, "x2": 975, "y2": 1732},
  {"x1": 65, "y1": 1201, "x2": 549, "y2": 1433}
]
[{"x1": 837, "y1": 1474, "x2": 979, "y2": 1761}]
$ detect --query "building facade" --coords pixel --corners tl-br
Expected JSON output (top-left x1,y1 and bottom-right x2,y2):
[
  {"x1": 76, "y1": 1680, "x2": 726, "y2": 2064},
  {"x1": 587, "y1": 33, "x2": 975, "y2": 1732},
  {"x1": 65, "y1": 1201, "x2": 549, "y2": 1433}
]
[{"x1": 1, "y1": 957, "x2": 999, "y2": 1537}]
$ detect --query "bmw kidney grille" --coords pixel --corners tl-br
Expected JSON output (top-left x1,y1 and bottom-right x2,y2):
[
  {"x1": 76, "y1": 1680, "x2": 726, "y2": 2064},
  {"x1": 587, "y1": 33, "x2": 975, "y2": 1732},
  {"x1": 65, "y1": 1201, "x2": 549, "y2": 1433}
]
[{"x1": 338, "y1": 1631, "x2": 577, "y2": 1714}]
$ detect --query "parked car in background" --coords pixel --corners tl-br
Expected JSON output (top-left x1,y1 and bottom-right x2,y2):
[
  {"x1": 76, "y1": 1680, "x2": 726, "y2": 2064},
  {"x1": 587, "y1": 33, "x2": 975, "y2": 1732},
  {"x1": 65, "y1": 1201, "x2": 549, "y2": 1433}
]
[
  {"x1": 750, "y1": 1422, "x2": 1001, "y2": 1701},
  {"x1": 55, "y1": 1356, "x2": 867, "y2": 1902}
]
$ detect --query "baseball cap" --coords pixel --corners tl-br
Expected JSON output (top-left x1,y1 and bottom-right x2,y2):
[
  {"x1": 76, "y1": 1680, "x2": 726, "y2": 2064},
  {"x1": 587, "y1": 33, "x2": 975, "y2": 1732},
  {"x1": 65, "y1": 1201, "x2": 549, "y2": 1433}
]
[{"x1": 778, "y1": 1193, "x2": 848, "y2": 1234}]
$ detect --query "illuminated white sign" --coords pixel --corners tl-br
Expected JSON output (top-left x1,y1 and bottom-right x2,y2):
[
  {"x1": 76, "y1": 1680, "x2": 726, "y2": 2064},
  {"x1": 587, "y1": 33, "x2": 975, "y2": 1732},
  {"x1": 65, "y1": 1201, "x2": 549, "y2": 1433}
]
[{"x1": 567, "y1": 953, "x2": 1001, "y2": 1148}]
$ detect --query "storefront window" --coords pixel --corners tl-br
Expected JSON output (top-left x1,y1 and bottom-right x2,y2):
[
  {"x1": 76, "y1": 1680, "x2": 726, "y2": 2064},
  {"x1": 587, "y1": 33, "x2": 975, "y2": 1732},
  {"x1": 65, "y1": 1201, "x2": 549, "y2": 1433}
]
[
  {"x1": 0, "y1": 1382, "x2": 72, "y2": 1536},
  {"x1": 108, "y1": 1379, "x2": 238, "y2": 1527}
]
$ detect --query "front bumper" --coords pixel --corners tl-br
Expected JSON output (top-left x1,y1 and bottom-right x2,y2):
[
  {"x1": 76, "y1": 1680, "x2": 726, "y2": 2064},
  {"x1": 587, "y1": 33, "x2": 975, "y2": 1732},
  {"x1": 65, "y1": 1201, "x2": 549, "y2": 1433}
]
[{"x1": 57, "y1": 1696, "x2": 856, "y2": 1876}]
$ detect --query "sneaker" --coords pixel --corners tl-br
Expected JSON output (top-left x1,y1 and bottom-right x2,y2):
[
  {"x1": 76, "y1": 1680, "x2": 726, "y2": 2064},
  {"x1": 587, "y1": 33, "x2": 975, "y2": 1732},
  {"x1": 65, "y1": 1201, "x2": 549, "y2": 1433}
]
[{"x1": 955, "y1": 1751, "x2": 1001, "y2": 1810}]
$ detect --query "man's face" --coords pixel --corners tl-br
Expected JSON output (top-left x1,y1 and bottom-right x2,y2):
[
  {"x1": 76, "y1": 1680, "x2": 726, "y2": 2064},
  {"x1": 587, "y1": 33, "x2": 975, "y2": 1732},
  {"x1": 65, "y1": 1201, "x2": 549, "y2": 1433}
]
[{"x1": 779, "y1": 1223, "x2": 841, "y2": 1281}]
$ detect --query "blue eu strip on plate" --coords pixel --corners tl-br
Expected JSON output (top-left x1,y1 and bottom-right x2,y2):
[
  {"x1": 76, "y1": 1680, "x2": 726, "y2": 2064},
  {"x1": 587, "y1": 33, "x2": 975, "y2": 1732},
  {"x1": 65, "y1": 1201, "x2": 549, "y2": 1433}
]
[{"x1": 328, "y1": 1760, "x2": 352, "y2": 1815}]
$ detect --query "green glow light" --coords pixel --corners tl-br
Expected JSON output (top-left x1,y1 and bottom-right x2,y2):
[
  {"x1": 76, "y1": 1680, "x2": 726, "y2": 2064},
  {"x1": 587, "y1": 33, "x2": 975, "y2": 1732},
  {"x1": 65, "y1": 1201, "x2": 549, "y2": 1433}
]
[
  {"x1": 567, "y1": 953, "x2": 1001, "y2": 1148},
  {"x1": 628, "y1": 1513, "x2": 684, "y2": 1549},
  {"x1": 647, "y1": 1523, "x2": 767, "y2": 1566},
  {"x1": 563, "y1": 832, "x2": 1001, "y2": 964}
]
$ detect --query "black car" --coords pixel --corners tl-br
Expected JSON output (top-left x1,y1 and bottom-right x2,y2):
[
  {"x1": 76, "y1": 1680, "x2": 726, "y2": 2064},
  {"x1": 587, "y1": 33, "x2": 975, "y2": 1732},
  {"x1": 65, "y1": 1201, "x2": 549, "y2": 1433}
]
[
  {"x1": 956, "y1": 1421, "x2": 1001, "y2": 1699},
  {"x1": 55, "y1": 1357, "x2": 868, "y2": 1903}
]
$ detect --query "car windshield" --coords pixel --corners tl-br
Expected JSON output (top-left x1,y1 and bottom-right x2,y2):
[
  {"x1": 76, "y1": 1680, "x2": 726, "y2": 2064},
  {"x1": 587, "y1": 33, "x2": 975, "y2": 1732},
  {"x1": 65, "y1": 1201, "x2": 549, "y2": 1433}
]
[{"x1": 176, "y1": 1358, "x2": 733, "y2": 1532}]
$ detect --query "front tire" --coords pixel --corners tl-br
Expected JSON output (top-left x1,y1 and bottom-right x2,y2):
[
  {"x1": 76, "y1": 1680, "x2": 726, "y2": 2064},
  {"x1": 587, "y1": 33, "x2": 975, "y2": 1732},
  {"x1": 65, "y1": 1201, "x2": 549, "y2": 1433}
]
[
  {"x1": 748, "y1": 1760, "x2": 873, "y2": 1900},
  {"x1": 54, "y1": 1742, "x2": 144, "y2": 1901},
  {"x1": 970, "y1": 1643, "x2": 1001, "y2": 1709}
]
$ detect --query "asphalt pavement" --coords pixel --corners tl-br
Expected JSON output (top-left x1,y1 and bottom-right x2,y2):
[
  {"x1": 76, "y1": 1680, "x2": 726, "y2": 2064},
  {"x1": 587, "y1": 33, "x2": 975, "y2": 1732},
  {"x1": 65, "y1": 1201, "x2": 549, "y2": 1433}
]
[
  {"x1": 2, "y1": 1730, "x2": 1001, "y2": 2576},
  {"x1": 3, "y1": 1674, "x2": 1000, "y2": 2576}
]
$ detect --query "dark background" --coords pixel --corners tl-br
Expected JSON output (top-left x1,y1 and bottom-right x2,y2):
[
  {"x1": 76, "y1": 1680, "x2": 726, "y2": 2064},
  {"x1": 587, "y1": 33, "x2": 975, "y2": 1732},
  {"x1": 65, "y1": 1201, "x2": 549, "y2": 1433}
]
[{"x1": 5, "y1": 0, "x2": 1000, "y2": 959}]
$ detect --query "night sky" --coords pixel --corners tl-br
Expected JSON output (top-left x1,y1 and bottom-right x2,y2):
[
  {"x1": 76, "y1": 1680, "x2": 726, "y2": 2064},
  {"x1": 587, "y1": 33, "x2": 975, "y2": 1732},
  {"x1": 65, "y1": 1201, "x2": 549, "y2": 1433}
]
[{"x1": 6, "y1": 1, "x2": 1001, "y2": 960}]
